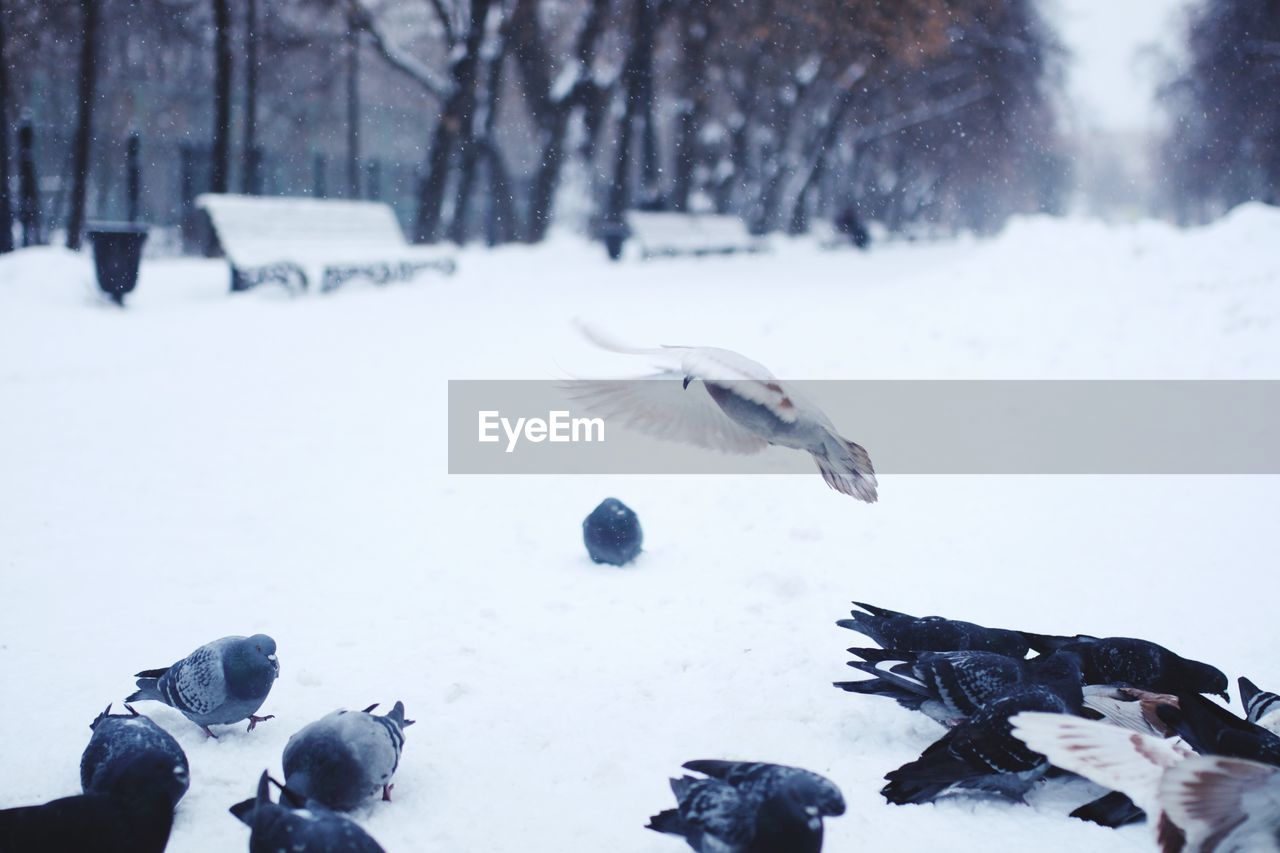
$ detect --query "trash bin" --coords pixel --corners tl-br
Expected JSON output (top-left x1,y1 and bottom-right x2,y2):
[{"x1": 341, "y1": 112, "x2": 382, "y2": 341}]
[{"x1": 87, "y1": 223, "x2": 149, "y2": 306}]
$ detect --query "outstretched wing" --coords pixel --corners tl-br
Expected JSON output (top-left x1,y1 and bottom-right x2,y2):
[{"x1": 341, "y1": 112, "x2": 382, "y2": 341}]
[
  {"x1": 564, "y1": 375, "x2": 769, "y2": 454},
  {"x1": 1158, "y1": 755, "x2": 1280, "y2": 853}
]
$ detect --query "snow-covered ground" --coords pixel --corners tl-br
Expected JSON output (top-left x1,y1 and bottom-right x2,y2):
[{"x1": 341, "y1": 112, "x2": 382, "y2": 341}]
[{"x1": 1, "y1": 207, "x2": 1278, "y2": 852}]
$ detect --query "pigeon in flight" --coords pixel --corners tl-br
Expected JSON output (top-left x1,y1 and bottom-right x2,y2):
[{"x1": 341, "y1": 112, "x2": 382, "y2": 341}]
[
  {"x1": 230, "y1": 771, "x2": 385, "y2": 853},
  {"x1": 126, "y1": 634, "x2": 279, "y2": 738},
  {"x1": 1240, "y1": 677, "x2": 1280, "y2": 735},
  {"x1": 0, "y1": 750, "x2": 183, "y2": 853},
  {"x1": 571, "y1": 323, "x2": 878, "y2": 502},
  {"x1": 836, "y1": 647, "x2": 1083, "y2": 727},
  {"x1": 1159, "y1": 754, "x2": 1280, "y2": 852},
  {"x1": 647, "y1": 760, "x2": 845, "y2": 853},
  {"x1": 1010, "y1": 712, "x2": 1194, "y2": 843},
  {"x1": 81, "y1": 704, "x2": 189, "y2": 808},
  {"x1": 282, "y1": 701, "x2": 413, "y2": 811},
  {"x1": 836, "y1": 602, "x2": 1031, "y2": 657}
]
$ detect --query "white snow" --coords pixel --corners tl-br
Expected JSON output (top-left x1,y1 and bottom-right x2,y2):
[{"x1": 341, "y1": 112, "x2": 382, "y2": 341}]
[{"x1": 1, "y1": 207, "x2": 1279, "y2": 852}]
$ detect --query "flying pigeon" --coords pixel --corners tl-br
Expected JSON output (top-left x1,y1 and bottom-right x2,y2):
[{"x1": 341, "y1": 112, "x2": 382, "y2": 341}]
[
  {"x1": 570, "y1": 323, "x2": 877, "y2": 502},
  {"x1": 881, "y1": 674, "x2": 1084, "y2": 805},
  {"x1": 0, "y1": 750, "x2": 183, "y2": 853},
  {"x1": 1156, "y1": 693, "x2": 1280, "y2": 766},
  {"x1": 230, "y1": 771, "x2": 385, "y2": 853},
  {"x1": 282, "y1": 701, "x2": 413, "y2": 812},
  {"x1": 81, "y1": 704, "x2": 189, "y2": 808},
  {"x1": 836, "y1": 601, "x2": 1030, "y2": 657},
  {"x1": 126, "y1": 634, "x2": 279, "y2": 737},
  {"x1": 1159, "y1": 754, "x2": 1280, "y2": 852},
  {"x1": 836, "y1": 647, "x2": 1083, "y2": 726},
  {"x1": 647, "y1": 760, "x2": 844, "y2": 853},
  {"x1": 1240, "y1": 676, "x2": 1280, "y2": 735},
  {"x1": 1010, "y1": 712, "x2": 1194, "y2": 843}
]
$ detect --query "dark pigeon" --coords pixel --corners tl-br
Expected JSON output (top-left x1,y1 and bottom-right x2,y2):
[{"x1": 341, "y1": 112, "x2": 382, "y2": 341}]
[
  {"x1": 126, "y1": 634, "x2": 279, "y2": 737},
  {"x1": 1240, "y1": 676, "x2": 1280, "y2": 734},
  {"x1": 1042, "y1": 637, "x2": 1227, "y2": 699},
  {"x1": 835, "y1": 648, "x2": 1083, "y2": 726},
  {"x1": 1156, "y1": 693, "x2": 1280, "y2": 766},
  {"x1": 81, "y1": 703, "x2": 189, "y2": 808},
  {"x1": 0, "y1": 750, "x2": 183, "y2": 853},
  {"x1": 836, "y1": 602, "x2": 1030, "y2": 657},
  {"x1": 1070, "y1": 790, "x2": 1147, "y2": 829},
  {"x1": 230, "y1": 771, "x2": 385, "y2": 853},
  {"x1": 283, "y1": 702, "x2": 413, "y2": 812},
  {"x1": 647, "y1": 761, "x2": 844, "y2": 853},
  {"x1": 583, "y1": 497, "x2": 643, "y2": 566},
  {"x1": 880, "y1": 657, "x2": 1084, "y2": 806}
]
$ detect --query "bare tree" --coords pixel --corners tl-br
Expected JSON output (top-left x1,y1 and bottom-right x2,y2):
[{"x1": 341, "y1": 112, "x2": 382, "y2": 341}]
[{"x1": 65, "y1": 0, "x2": 99, "y2": 251}]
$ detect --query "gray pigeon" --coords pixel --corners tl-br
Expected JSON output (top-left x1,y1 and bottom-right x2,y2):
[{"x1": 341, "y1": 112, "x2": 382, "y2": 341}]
[
  {"x1": 282, "y1": 702, "x2": 413, "y2": 812},
  {"x1": 1241, "y1": 677, "x2": 1280, "y2": 735},
  {"x1": 230, "y1": 771, "x2": 385, "y2": 853},
  {"x1": 571, "y1": 323, "x2": 877, "y2": 502},
  {"x1": 81, "y1": 704, "x2": 189, "y2": 808},
  {"x1": 126, "y1": 634, "x2": 279, "y2": 737}
]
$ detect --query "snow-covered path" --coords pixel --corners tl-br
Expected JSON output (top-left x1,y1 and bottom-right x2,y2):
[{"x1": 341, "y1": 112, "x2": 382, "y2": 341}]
[{"x1": 1, "y1": 208, "x2": 1277, "y2": 852}]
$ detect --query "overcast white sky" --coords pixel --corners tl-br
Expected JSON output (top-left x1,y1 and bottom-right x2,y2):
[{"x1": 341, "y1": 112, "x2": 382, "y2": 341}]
[{"x1": 1047, "y1": 0, "x2": 1193, "y2": 132}]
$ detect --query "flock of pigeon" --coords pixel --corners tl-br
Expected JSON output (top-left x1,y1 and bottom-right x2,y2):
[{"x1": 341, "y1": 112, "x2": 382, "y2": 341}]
[
  {"x1": 824, "y1": 602, "x2": 1280, "y2": 852},
  {"x1": 0, "y1": 634, "x2": 408, "y2": 851}
]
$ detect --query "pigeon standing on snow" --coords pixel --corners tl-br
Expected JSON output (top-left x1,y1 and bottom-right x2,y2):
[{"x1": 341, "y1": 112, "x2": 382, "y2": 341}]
[
  {"x1": 836, "y1": 602, "x2": 1031, "y2": 657},
  {"x1": 836, "y1": 648, "x2": 1083, "y2": 726},
  {"x1": 647, "y1": 760, "x2": 845, "y2": 853},
  {"x1": 1030, "y1": 636, "x2": 1228, "y2": 699},
  {"x1": 283, "y1": 702, "x2": 413, "y2": 811},
  {"x1": 1240, "y1": 676, "x2": 1280, "y2": 735},
  {"x1": 126, "y1": 634, "x2": 279, "y2": 738},
  {"x1": 570, "y1": 324, "x2": 878, "y2": 502},
  {"x1": 230, "y1": 771, "x2": 385, "y2": 853},
  {"x1": 0, "y1": 750, "x2": 183, "y2": 853},
  {"x1": 81, "y1": 704, "x2": 189, "y2": 807},
  {"x1": 880, "y1": 652, "x2": 1084, "y2": 805}
]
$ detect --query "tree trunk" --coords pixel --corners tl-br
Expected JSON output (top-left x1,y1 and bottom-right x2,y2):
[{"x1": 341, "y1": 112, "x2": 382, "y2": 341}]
[
  {"x1": 126, "y1": 133, "x2": 141, "y2": 223},
  {"x1": 66, "y1": 0, "x2": 100, "y2": 251},
  {"x1": 210, "y1": 0, "x2": 233, "y2": 194},
  {"x1": 670, "y1": 0, "x2": 711, "y2": 212},
  {"x1": 0, "y1": 0, "x2": 13, "y2": 254},
  {"x1": 241, "y1": 0, "x2": 260, "y2": 194},
  {"x1": 414, "y1": 0, "x2": 493, "y2": 244},
  {"x1": 601, "y1": 0, "x2": 657, "y2": 244},
  {"x1": 17, "y1": 120, "x2": 39, "y2": 246},
  {"x1": 346, "y1": 13, "x2": 360, "y2": 199}
]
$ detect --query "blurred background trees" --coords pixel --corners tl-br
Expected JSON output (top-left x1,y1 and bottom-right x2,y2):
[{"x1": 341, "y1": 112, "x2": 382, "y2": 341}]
[{"x1": 0, "y1": 0, "x2": 1271, "y2": 252}]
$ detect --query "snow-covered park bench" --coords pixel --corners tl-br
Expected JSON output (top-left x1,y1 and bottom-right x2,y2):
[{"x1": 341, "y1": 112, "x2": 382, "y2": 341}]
[
  {"x1": 196, "y1": 194, "x2": 456, "y2": 293},
  {"x1": 612, "y1": 211, "x2": 768, "y2": 260}
]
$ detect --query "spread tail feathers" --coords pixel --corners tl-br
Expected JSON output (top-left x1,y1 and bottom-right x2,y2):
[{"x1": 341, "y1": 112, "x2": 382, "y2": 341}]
[
  {"x1": 645, "y1": 807, "x2": 687, "y2": 836},
  {"x1": 833, "y1": 678, "x2": 929, "y2": 710},
  {"x1": 126, "y1": 673, "x2": 165, "y2": 704},
  {"x1": 815, "y1": 437, "x2": 878, "y2": 502}
]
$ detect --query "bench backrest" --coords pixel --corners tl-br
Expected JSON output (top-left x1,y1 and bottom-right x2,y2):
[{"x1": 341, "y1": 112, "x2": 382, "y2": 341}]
[
  {"x1": 625, "y1": 211, "x2": 762, "y2": 253},
  {"x1": 196, "y1": 194, "x2": 410, "y2": 261}
]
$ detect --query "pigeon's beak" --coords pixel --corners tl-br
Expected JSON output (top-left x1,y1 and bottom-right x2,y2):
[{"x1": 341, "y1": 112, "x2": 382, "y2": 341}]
[{"x1": 682, "y1": 375, "x2": 693, "y2": 390}]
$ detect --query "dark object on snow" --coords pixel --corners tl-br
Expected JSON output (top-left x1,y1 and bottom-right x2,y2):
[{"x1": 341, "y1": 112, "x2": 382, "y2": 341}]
[
  {"x1": 837, "y1": 602, "x2": 1030, "y2": 657},
  {"x1": 647, "y1": 760, "x2": 844, "y2": 853},
  {"x1": 1026, "y1": 634, "x2": 1228, "y2": 698},
  {"x1": 126, "y1": 634, "x2": 278, "y2": 737},
  {"x1": 87, "y1": 223, "x2": 148, "y2": 306},
  {"x1": 1071, "y1": 790, "x2": 1146, "y2": 828},
  {"x1": 81, "y1": 704, "x2": 189, "y2": 807},
  {"x1": 881, "y1": 679, "x2": 1082, "y2": 805},
  {"x1": 0, "y1": 750, "x2": 182, "y2": 853},
  {"x1": 835, "y1": 648, "x2": 1083, "y2": 727},
  {"x1": 583, "y1": 497, "x2": 643, "y2": 566},
  {"x1": 1156, "y1": 693, "x2": 1280, "y2": 766},
  {"x1": 283, "y1": 701, "x2": 413, "y2": 812},
  {"x1": 834, "y1": 207, "x2": 869, "y2": 250},
  {"x1": 230, "y1": 771, "x2": 385, "y2": 853},
  {"x1": 1241, "y1": 676, "x2": 1280, "y2": 732}
]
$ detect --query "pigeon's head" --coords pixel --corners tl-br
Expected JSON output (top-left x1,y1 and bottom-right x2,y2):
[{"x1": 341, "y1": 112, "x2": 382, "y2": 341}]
[
  {"x1": 1179, "y1": 658, "x2": 1229, "y2": 701},
  {"x1": 756, "y1": 774, "x2": 843, "y2": 851},
  {"x1": 245, "y1": 634, "x2": 280, "y2": 674},
  {"x1": 99, "y1": 751, "x2": 188, "y2": 809}
]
